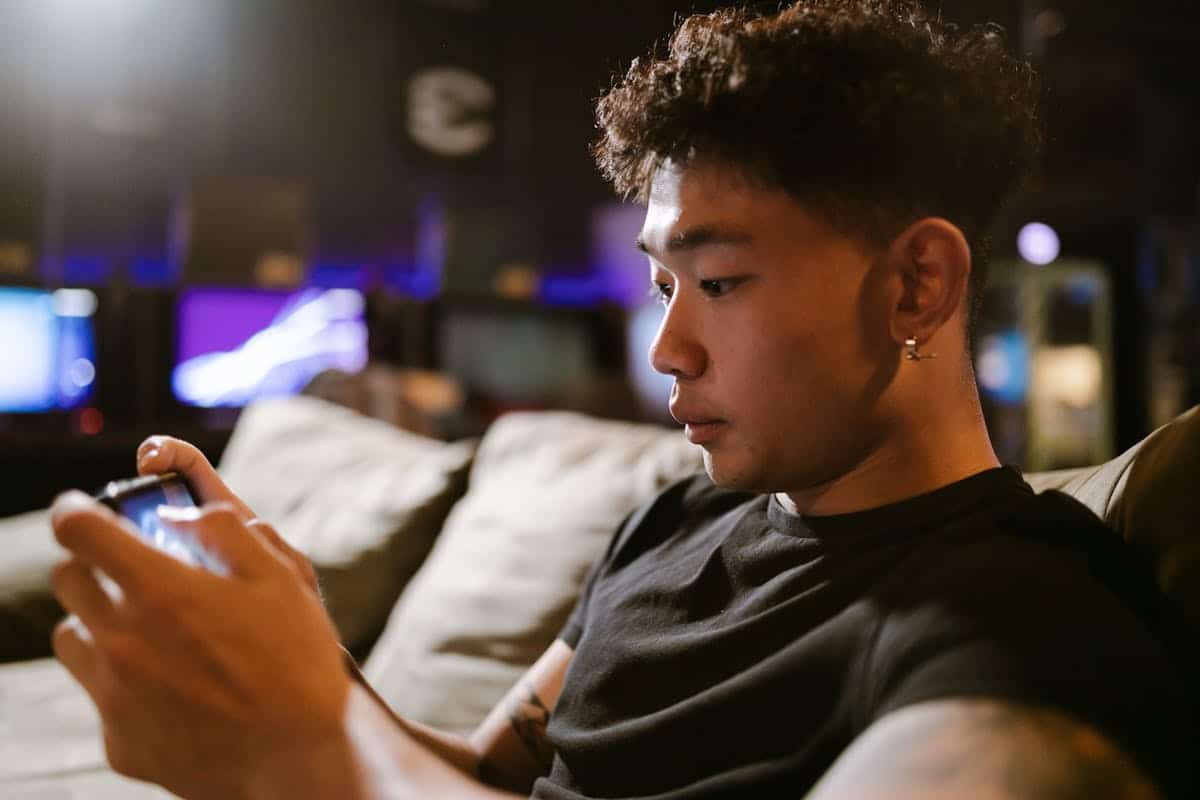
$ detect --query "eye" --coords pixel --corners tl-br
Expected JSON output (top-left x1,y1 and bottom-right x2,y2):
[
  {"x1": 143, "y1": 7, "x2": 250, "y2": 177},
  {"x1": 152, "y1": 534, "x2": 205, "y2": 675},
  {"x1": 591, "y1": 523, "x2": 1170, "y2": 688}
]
[
  {"x1": 649, "y1": 282, "x2": 674, "y2": 304},
  {"x1": 699, "y1": 278, "x2": 739, "y2": 298}
]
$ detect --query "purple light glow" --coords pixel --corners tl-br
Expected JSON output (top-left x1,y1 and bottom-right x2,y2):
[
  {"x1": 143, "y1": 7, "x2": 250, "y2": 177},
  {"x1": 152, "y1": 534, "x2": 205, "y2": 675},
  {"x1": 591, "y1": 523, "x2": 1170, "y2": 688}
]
[
  {"x1": 1017, "y1": 222, "x2": 1060, "y2": 266},
  {"x1": 176, "y1": 289, "x2": 294, "y2": 365},
  {"x1": 172, "y1": 288, "x2": 368, "y2": 408}
]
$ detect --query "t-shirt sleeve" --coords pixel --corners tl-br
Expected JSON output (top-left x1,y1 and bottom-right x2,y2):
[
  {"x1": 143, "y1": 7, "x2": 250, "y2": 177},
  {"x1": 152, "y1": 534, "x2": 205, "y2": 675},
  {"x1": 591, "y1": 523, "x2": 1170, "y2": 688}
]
[
  {"x1": 558, "y1": 548, "x2": 605, "y2": 649},
  {"x1": 860, "y1": 536, "x2": 1194, "y2": 795},
  {"x1": 557, "y1": 508, "x2": 638, "y2": 649}
]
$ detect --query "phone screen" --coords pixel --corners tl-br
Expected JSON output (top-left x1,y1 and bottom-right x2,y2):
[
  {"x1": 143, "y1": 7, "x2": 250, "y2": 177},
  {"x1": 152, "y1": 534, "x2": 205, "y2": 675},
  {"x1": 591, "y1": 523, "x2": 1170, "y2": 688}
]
[{"x1": 111, "y1": 479, "x2": 225, "y2": 574}]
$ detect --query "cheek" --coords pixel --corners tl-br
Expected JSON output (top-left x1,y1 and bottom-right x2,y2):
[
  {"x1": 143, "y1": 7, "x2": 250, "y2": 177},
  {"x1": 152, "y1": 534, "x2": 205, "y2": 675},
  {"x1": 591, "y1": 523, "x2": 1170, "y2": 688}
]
[{"x1": 728, "y1": 322, "x2": 830, "y2": 406}]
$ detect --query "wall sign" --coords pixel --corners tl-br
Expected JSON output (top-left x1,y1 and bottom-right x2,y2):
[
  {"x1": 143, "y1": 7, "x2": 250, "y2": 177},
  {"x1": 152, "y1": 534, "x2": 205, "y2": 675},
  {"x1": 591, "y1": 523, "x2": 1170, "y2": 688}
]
[{"x1": 406, "y1": 65, "x2": 496, "y2": 158}]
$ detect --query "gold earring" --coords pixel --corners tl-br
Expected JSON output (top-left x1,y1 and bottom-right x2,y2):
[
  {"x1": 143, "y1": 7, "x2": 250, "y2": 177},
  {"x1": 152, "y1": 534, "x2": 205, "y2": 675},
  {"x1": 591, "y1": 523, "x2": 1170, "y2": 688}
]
[{"x1": 904, "y1": 336, "x2": 937, "y2": 361}]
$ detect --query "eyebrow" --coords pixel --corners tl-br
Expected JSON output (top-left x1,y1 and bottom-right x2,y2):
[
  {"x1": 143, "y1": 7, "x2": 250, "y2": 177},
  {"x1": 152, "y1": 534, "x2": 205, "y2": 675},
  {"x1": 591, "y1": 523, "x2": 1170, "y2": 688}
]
[{"x1": 634, "y1": 224, "x2": 754, "y2": 257}]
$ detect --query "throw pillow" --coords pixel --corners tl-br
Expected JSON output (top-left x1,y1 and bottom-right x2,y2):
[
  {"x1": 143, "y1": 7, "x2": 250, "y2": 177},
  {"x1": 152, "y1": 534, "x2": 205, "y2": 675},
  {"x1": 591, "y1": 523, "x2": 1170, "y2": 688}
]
[
  {"x1": 363, "y1": 410, "x2": 702, "y2": 735},
  {"x1": 218, "y1": 395, "x2": 476, "y2": 656}
]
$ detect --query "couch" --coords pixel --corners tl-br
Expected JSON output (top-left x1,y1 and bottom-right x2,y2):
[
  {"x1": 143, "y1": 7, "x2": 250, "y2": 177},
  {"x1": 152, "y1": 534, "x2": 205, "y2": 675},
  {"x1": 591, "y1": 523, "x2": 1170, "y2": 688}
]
[{"x1": 0, "y1": 396, "x2": 1195, "y2": 798}]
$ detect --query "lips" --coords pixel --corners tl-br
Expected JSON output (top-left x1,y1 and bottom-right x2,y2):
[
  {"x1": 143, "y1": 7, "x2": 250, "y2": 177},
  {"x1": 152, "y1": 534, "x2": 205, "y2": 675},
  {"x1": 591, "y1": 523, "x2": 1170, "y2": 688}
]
[
  {"x1": 668, "y1": 406, "x2": 723, "y2": 428},
  {"x1": 669, "y1": 404, "x2": 727, "y2": 445}
]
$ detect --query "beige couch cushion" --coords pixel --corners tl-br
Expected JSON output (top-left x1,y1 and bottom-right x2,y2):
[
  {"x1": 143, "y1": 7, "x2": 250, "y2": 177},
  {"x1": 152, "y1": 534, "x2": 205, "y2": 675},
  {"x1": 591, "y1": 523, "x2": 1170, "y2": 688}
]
[
  {"x1": 0, "y1": 510, "x2": 65, "y2": 662},
  {"x1": 0, "y1": 396, "x2": 475, "y2": 662},
  {"x1": 364, "y1": 411, "x2": 702, "y2": 734},
  {"x1": 218, "y1": 396, "x2": 476, "y2": 655},
  {"x1": 0, "y1": 657, "x2": 171, "y2": 798}
]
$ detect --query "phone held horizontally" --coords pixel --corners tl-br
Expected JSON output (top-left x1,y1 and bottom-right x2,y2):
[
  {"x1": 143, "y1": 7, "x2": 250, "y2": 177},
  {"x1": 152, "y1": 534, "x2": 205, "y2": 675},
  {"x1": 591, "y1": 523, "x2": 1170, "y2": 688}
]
[{"x1": 95, "y1": 472, "x2": 227, "y2": 575}]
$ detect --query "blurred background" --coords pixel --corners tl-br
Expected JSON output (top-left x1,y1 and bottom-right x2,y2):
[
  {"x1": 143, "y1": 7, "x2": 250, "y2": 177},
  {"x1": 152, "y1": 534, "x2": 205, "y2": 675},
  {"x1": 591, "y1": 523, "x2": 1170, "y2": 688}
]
[{"x1": 0, "y1": 0, "x2": 1197, "y2": 516}]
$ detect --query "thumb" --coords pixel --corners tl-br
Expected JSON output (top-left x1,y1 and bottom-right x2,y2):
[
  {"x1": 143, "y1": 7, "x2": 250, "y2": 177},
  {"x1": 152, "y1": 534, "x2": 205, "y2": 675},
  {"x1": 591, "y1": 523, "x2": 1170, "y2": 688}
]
[
  {"x1": 156, "y1": 503, "x2": 284, "y2": 581},
  {"x1": 137, "y1": 436, "x2": 255, "y2": 520}
]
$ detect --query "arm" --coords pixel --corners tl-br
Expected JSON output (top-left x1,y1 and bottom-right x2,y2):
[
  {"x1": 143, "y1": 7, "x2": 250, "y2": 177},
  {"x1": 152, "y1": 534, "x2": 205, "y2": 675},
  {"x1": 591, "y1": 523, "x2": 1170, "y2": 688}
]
[
  {"x1": 142, "y1": 435, "x2": 577, "y2": 794},
  {"x1": 343, "y1": 639, "x2": 575, "y2": 797},
  {"x1": 807, "y1": 698, "x2": 1161, "y2": 800},
  {"x1": 346, "y1": 639, "x2": 575, "y2": 794},
  {"x1": 50, "y1": 495, "x2": 576, "y2": 800},
  {"x1": 53, "y1": 436, "x2": 578, "y2": 800}
]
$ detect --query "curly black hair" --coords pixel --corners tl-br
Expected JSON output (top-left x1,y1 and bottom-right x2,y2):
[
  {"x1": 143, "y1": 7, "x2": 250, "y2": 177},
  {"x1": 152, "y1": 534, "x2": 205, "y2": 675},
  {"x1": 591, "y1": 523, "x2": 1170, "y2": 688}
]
[{"x1": 594, "y1": 0, "x2": 1044, "y2": 314}]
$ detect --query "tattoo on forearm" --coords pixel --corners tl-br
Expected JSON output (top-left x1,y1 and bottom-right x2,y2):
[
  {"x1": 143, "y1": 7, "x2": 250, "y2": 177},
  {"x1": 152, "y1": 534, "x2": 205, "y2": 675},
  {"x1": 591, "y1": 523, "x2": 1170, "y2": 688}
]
[{"x1": 508, "y1": 680, "x2": 555, "y2": 770}]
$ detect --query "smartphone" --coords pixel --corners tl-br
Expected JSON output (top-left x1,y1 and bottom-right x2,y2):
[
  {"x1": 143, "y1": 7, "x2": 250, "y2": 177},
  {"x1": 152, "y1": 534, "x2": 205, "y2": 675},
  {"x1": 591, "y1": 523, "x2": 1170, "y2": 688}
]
[{"x1": 95, "y1": 473, "x2": 225, "y2": 574}]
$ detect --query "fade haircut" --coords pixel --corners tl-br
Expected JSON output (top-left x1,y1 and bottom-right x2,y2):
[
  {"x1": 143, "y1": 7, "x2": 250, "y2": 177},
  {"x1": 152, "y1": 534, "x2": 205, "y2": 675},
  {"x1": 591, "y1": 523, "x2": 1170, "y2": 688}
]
[{"x1": 594, "y1": 0, "x2": 1044, "y2": 326}]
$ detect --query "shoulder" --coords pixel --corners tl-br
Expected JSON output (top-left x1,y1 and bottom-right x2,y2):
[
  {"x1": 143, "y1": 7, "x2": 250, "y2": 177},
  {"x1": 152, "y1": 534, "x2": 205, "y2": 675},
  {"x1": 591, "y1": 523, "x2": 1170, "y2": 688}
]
[
  {"x1": 862, "y1": 485, "x2": 1192, "y2": 791},
  {"x1": 868, "y1": 469, "x2": 1144, "y2": 602},
  {"x1": 871, "y1": 482, "x2": 1169, "y2": 672}
]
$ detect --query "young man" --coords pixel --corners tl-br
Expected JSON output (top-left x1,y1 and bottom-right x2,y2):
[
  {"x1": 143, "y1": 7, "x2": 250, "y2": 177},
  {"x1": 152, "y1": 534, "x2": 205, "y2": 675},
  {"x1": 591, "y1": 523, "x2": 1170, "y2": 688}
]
[{"x1": 48, "y1": 1, "x2": 1191, "y2": 798}]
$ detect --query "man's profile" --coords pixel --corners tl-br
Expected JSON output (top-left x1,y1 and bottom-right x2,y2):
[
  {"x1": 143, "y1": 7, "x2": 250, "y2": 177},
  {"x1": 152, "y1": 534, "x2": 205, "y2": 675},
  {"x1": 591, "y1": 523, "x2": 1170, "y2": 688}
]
[{"x1": 47, "y1": 1, "x2": 1192, "y2": 799}]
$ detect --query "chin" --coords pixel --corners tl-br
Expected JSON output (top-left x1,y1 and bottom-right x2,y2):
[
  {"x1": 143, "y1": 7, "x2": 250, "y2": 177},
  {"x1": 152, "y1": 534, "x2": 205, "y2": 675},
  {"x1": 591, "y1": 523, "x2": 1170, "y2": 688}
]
[{"x1": 702, "y1": 451, "x2": 770, "y2": 493}]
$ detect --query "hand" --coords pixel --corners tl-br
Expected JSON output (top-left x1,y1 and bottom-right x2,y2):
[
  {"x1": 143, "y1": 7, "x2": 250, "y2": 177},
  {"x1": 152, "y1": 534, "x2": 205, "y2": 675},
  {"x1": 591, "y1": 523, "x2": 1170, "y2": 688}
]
[
  {"x1": 49, "y1": 493, "x2": 356, "y2": 799},
  {"x1": 136, "y1": 436, "x2": 320, "y2": 596}
]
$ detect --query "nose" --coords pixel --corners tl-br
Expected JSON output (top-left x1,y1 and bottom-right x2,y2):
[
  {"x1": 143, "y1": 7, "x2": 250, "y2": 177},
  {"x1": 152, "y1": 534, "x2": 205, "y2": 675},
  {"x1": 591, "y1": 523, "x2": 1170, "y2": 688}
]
[{"x1": 648, "y1": 295, "x2": 707, "y2": 380}]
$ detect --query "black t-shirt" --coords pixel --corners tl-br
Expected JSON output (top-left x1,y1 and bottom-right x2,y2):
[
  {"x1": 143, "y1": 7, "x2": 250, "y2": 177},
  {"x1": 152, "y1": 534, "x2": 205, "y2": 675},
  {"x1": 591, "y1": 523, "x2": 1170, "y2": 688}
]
[{"x1": 531, "y1": 467, "x2": 1193, "y2": 799}]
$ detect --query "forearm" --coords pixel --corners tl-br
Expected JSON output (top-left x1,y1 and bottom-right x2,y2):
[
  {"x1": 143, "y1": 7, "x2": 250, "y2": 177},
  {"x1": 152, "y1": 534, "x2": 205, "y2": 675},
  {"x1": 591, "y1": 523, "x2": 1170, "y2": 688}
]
[
  {"x1": 331, "y1": 640, "x2": 574, "y2": 798},
  {"x1": 343, "y1": 683, "x2": 525, "y2": 800},
  {"x1": 342, "y1": 649, "x2": 482, "y2": 777},
  {"x1": 246, "y1": 684, "x2": 518, "y2": 800}
]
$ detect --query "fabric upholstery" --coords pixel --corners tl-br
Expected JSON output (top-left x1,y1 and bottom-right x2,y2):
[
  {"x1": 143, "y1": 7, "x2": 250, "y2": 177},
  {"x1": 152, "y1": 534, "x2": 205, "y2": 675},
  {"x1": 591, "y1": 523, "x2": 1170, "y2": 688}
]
[
  {"x1": 1026, "y1": 404, "x2": 1200, "y2": 677},
  {"x1": 363, "y1": 410, "x2": 704, "y2": 734},
  {"x1": 0, "y1": 510, "x2": 65, "y2": 662},
  {"x1": 217, "y1": 396, "x2": 476, "y2": 655},
  {"x1": 0, "y1": 657, "x2": 171, "y2": 797}
]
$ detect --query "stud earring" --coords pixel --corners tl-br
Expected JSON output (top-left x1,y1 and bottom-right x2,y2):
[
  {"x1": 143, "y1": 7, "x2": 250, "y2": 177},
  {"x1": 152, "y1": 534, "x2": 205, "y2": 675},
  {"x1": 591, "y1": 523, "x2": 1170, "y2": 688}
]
[{"x1": 904, "y1": 336, "x2": 937, "y2": 361}]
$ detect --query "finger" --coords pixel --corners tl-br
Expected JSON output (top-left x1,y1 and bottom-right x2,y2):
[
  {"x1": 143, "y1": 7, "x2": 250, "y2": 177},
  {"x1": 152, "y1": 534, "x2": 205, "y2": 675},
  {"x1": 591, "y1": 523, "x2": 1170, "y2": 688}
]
[
  {"x1": 52, "y1": 491, "x2": 191, "y2": 596},
  {"x1": 52, "y1": 615, "x2": 100, "y2": 689},
  {"x1": 246, "y1": 519, "x2": 320, "y2": 594},
  {"x1": 157, "y1": 503, "x2": 287, "y2": 581},
  {"x1": 52, "y1": 558, "x2": 119, "y2": 631},
  {"x1": 137, "y1": 436, "x2": 254, "y2": 519}
]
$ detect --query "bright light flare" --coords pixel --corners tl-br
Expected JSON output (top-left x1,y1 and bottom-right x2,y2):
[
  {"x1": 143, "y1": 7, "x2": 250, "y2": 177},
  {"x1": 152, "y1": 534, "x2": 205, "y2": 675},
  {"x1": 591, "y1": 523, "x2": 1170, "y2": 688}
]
[{"x1": 1017, "y1": 222, "x2": 1060, "y2": 266}]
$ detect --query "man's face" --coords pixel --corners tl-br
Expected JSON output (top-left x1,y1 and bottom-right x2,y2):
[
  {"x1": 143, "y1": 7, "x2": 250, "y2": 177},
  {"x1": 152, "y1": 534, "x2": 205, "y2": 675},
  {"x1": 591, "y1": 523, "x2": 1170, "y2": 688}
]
[{"x1": 639, "y1": 161, "x2": 899, "y2": 495}]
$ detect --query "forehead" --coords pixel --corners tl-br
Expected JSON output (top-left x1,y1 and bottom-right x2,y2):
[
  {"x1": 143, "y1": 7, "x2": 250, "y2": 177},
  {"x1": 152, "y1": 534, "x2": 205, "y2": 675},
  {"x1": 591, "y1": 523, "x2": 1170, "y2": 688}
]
[{"x1": 640, "y1": 160, "x2": 834, "y2": 255}]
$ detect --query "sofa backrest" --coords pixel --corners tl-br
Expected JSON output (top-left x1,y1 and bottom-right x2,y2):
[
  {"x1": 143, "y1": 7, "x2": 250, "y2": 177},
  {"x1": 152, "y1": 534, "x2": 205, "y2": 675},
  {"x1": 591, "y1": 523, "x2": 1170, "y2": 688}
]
[
  {"x1": 1026, "y1": 405, "x2": 1200, "y2": 684},
  {"x1": 363, "y1": 410, "x2": 703, "y2": 734}
]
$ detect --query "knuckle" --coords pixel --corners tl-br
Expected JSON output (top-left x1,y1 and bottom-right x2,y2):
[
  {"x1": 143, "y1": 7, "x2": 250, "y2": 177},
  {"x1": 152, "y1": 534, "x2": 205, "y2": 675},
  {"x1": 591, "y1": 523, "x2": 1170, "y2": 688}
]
[
  {"x1": 51, "y1": 513, "x2": 86, "y2": 550},
  {"x1": 101, "y1": 630, "x2": 146, "y2": 674},
  {"x1": 49, "y1": 559, "x2": 74, "y2": 593},
  {"x1": 52, "y1": 505, "x2": 117, "y2": 551},
  {"x1": 253, "y1": 520, "x2": 286, "y2": 549},
  {"x1": 175, "y1": 439, "x2": 212, "y2": 470},
  {"x1": 50, "y1": 617, "x2": 77, "y2": 657},
  {"x1": 200, "y1": 503, "x2": 240, "y2": 529}
]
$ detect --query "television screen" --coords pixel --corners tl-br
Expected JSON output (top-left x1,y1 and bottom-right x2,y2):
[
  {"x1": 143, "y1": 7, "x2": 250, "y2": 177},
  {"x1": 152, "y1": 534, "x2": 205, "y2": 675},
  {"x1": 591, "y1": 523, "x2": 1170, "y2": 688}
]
[
  {"x1": 172, "y1": 287, "x2": 368, "y2": 407},
  {"x1": 0, "y1": 287, "x2": 98, "y2": 412},
  {"x1": 438, "y1": 308, "x2": 592, "y2": 404}
]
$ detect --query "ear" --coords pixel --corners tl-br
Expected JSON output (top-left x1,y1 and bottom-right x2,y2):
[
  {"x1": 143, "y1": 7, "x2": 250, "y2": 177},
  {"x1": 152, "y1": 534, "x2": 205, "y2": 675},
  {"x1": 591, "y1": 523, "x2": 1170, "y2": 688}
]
[{"x1": 885, "y1": 217, "x2": 972, "y2": 349}]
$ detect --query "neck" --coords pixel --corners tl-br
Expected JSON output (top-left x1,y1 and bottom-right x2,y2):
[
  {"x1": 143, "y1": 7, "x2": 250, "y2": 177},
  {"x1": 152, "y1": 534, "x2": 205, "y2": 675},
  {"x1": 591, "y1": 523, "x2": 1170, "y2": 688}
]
[{"x1": 777, "y1": 388, "x2": 1000, "y2": 518}]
